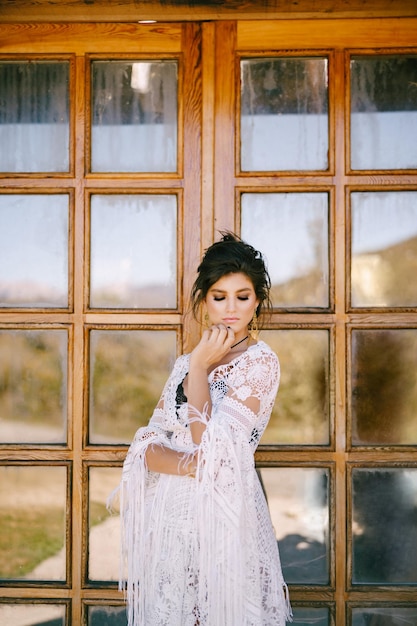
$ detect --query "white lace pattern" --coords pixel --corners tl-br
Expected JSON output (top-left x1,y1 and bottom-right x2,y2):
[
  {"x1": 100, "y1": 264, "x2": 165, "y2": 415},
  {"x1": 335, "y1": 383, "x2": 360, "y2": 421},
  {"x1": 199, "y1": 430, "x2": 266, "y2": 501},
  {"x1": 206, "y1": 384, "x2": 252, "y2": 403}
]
[{"x1": 114, "y1": 340, "x2": 292, "y2": 625}]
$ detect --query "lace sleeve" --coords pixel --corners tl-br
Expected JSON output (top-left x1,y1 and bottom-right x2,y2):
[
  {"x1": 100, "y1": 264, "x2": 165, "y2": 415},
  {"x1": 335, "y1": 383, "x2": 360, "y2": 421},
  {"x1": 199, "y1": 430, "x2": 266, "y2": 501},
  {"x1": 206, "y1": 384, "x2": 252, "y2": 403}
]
[
  {"x1": 108, "y1": 355, "x2": 189, "y2": 613},
  {"x1": 194, "y1": 345, "x2": 291, "y2": 624},
  {"x1": 127, "y1": 352, "x2": 190, "y2": 440},
  {"x1": 108, "y1": 354, "x2": 189, "y2": 511},
  {"x1": 209, "y1": 345, "x2": 280, "y2": 448}
]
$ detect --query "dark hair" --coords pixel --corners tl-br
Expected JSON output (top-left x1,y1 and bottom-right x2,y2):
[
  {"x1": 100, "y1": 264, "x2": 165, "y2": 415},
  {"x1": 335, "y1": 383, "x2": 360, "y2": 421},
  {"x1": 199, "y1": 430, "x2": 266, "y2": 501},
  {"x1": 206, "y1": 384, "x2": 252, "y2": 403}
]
[{"x1": 191, "y1": 232, "x2": 272, "y2": 323}]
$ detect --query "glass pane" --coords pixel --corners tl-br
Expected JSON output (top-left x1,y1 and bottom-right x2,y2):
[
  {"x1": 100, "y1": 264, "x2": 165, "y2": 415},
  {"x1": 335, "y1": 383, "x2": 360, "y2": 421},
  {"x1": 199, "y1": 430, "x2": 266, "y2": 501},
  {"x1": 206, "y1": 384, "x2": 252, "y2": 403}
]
[
  {"x1": 0, "y1": 329, "x2": 67, "y2": 444},
  {"x1": 0, "y1": 465, "x2": 67, "y2": 581},
  {"x1": 352, "y1": 468, "x2": 417, "y2": 584},
  {"x1": 352, "y1": 606, "x2": 417, "y2": 625},
  {"x1": 88, "y1": 467, "x2": 121, "y2": 582},
  {"x1": 91, "y1": 60, "x2": 177, "y2": 172},
  {"x1": 351, "y1": 191, "x2": 417, "y2": 308},
  {"x1": 0, "y1": 603, "x2": 66, "y2": 625},
  {"x1": 260, "y1": 467, "x2": 330, "y2": 585},
  {"x1": 89, "y1": 329, "x2": 176, "y2": 444},
  {"x1": 262, "y1": 330, "x2": 330, "y2": 446},
  {"x1": 87, "y1": 605, "x2": 127, "y2": 626},
  {"x1": 0, "y1": 194, "x2": 69, "y2": 308},
  {"x1": 351, "y1": 55, "x2": 417, "y2": 170},
  {"x1": 241, "y1": 193, "x2": 329, "y2": 308},
  {"x1": 241, "y1": 57, "x2": 328, "y2": 171},
  {"x1": 90, "y1": 194, "x2": 177, "y2": 309},
  {"x1": 292, "y1": 607, "x2": 330, "y2": 625},
  {"x1": 351, "y1": 329, "x2": 417, "y2": 446},
  {"x1": 0, "y1": 61, "x2": 69, "y2": 173}
]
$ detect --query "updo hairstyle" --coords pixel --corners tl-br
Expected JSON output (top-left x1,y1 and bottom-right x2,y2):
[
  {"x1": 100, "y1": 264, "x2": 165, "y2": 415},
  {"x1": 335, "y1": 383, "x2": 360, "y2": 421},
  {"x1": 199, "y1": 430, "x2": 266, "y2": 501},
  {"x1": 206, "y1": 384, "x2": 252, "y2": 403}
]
[{"x1": 191, "y1": 232, "x2": 272, "y2": 323}]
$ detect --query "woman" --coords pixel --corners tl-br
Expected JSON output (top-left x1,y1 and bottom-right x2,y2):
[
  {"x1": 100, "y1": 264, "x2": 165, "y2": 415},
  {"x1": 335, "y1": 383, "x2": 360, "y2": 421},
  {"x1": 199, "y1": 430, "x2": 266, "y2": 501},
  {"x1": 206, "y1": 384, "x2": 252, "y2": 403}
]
[{"x1": 114, "y1": 233, "x2": 292, "y2": 625}]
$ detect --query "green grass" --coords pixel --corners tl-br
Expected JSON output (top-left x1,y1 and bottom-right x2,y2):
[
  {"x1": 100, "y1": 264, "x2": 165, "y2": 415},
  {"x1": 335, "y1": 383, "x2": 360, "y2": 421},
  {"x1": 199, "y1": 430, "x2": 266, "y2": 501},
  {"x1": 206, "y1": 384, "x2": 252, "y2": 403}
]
[
  {"x1": 0, "y1": 501, "x2": 112, "y2": 580},
  {"x1": 0, "y1": 507, "x2": 64, "y2": 579}
]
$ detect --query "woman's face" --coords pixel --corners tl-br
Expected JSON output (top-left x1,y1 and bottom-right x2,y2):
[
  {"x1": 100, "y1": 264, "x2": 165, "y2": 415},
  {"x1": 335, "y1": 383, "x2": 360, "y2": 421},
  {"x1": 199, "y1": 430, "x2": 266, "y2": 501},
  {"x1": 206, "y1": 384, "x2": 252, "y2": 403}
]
[{"x1": 204, "y1": 272, "x2": 259, "y2": 341}]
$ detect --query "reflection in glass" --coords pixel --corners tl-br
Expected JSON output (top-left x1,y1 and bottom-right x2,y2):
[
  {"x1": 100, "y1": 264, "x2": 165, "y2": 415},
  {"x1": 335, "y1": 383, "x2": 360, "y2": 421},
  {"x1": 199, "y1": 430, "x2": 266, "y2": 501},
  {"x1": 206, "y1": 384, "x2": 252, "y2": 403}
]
[
  {"x1": 241, "y1": 57, "x2": 328, "y2": 171},
  {"x1": 89, "y1": 329, "x2": 176, "y2": 444},
  {"x1": 262, "y1": 330, "x2": 330, "y2": 445},
  {"x1": 91, "y1": 60, "x2": 177, "y2": 172},
  {"x1": 241, "y1": 193, "x2": 329, "y2": 308},
  {"x1": 260, "y1": 467, "x2": 329, "y2": 585},
  {"x1": 0, "y1": 465, "x2": 67, "y2": 581},
  {"x1": 0, "y1": 329, "x2": 67, "y2": 444},
  {"x1": 87, "y1": 605, "x2": 127, "y2": 626},
  {"x1": 351, "y1": 191, "x2": 417, "y2": 308},
  {"x1": 0, "y1": 61, "x2": 69, "y2": 173},
  {"x1": 352, "y1": 468, "x2": 417, "y2": 584},
  {"x1": 88, "y1": 468, "x2": 121, "y2": 581},
  {"x1": 0, "y1": 603, "x2": 66, "y2": 625},
  {"x1": 351, "y1": 56, "x2": 417, "y2": 170},
  {"x1": 90, "y1": 194, "x2": 177, "y2": 309},
  {"x1": 291, "y1": 607, "x2": 329, "y2": 626},
  {"x1": 352, "y1": 606, "x2": 417, "y2": 626},
  {"x1": 0, "y1": 194, "x2": 69, "y2": 308},
  {"x1": 351, "y1": 329, "x2": 417, "y2": 446}
]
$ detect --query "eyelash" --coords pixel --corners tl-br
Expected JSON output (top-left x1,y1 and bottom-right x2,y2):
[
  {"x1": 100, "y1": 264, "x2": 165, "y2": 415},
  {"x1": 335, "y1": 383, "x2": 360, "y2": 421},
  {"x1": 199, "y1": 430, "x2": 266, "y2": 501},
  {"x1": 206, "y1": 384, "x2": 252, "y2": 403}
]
[{"x1": 213, "y1": 296, "x2": 249, "y2": 301}]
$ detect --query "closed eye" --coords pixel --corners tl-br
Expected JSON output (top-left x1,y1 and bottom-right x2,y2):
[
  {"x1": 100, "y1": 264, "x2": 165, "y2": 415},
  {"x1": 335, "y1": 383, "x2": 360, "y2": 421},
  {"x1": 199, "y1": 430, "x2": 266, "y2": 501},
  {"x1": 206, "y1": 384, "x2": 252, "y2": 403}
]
[{"x1": 213, "y1": 295, "x2": 250, "y2": 301}]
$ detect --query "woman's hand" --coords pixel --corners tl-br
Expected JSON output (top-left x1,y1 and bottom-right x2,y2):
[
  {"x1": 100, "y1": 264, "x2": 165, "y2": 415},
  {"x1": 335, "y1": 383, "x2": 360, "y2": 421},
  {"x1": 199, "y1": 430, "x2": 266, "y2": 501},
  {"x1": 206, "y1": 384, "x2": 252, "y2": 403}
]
[
  {"x1": 186, "y1": 324, "x2": 234, "y2": 445},
  {"x1": 146, "y1": 444, "x2": 198, "y2": 477},
  {"x1": 190, "y1": 324, "x2": 235, "y2": 371},
  {"x1": 183, "y1": 449, "x2": 199, "y2": 478}
]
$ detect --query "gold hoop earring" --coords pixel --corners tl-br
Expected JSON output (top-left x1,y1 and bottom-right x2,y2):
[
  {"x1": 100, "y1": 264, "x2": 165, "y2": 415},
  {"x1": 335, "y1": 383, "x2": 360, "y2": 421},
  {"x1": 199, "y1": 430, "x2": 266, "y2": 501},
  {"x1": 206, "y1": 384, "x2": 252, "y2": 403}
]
[{"x1": 249, "y1": 310, "x2": 259, "y2": 340}]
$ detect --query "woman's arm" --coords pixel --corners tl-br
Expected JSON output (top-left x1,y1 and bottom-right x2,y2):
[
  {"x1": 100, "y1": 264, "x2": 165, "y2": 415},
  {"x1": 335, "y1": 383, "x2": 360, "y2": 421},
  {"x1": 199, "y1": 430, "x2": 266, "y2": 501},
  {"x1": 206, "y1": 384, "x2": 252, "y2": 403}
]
[
  {"x1": 145, "y1": 443, "x2": 197, "y2": 477},
  {"x1": 187, "y1": 325, "x2": 235, "y2": 444},
  {"x1": 186, "y1": 361, "x2": 211, "y2": 444}
]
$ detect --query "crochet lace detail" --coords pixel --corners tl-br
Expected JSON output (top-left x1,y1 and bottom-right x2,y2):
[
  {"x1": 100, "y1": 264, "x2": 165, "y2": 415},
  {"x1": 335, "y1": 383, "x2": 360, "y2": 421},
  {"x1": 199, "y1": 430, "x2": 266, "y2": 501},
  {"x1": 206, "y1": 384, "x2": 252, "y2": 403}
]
[{"x1": 113, "y1": 341, "x2": 292, "y2": 625}]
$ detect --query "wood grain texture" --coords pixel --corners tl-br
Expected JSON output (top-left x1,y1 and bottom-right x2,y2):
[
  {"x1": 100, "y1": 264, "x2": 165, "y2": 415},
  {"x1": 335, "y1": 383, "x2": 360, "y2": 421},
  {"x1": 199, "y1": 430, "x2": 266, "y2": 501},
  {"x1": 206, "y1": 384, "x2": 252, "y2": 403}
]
[
  {"x1": 2, "y1": 15, "x2": 417, "y2": 622},
  {"x1": 0, "y1": 22, "x2": 182, "y2": 53},
  {"x1": 213, "y1": 20, "x2": 236, "y2": 235},
  {"x1": 182, "y1": 22, "x2": 203, "y2": 352},
  {"x1": 201, "y1": 21, "x2": 216, "y2": 251},
  {"x1": 1, "y1": 0, "x2": 417, "y2": 22},
  {"x1": 238, "y1": 17, "x2": 417, "y2": 49}
]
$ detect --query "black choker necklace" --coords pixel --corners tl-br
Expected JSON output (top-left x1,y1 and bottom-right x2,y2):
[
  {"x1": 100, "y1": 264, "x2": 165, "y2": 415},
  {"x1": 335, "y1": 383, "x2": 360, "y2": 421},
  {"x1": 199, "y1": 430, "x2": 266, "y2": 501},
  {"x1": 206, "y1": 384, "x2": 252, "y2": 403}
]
[{"x1": 230, "y1": 335, "x2": 249, "y2": 350}]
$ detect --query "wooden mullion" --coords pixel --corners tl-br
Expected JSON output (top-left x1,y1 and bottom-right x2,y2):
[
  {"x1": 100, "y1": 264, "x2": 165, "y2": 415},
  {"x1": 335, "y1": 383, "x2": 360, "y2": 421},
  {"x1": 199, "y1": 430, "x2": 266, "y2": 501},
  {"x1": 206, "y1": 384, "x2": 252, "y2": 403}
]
[
  {"x1": 181, "y1": 22, "x2": 202, "y2": 353},
  {"x1": 69, "y1": 52, "x2": 88, "y2": 626},
  {"x1": 333, "y1": 45, "x2": 349, "y2": 626},
  {"x1": 201, "y1": 21, "x2": 216, "y2": 252},
  {"x1": 213, "y1": 21, "x2": 237, "y2": 235}
]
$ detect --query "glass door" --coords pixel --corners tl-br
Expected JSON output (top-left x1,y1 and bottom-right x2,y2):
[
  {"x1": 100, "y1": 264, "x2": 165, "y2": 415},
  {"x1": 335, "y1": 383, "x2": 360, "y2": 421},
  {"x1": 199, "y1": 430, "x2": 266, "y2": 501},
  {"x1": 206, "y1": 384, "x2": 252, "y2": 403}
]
[
  {"x1": 0, "y1": 22, "x2": 202, "y2": 626},
  {"x1": 1, "y1": 17, "x2": 417, "y2": 626},
  {"x1": 211, "y1": 19, "x2": 417, "y2": 625}
]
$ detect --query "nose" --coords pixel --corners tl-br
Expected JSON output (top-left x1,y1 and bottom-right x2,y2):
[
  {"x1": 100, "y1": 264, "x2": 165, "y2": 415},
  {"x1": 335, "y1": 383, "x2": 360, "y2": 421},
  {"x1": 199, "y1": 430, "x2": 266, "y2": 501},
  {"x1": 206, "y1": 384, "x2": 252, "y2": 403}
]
[{"x1": 226, "y1": 297, "x2": 236, "y2": 312}]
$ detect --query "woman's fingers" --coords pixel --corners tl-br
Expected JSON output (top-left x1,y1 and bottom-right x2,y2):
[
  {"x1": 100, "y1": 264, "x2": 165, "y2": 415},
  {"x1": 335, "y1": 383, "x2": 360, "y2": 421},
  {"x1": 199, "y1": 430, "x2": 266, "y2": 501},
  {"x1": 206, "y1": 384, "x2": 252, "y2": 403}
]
[
  {"x1": 208, "y1": 323, "x2": 231, "y2": 336},
  {"x1": 207, "y1": 324, "x2": 234, "y2": 347},
  {"x1": 194, "y1": 324, "x2": 235, "y2": 368}
]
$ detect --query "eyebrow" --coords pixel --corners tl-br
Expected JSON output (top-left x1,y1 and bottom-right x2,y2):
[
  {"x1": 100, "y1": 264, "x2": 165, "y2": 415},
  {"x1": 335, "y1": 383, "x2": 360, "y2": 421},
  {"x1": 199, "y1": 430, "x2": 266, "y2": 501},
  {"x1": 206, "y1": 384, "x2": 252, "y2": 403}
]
[{"x1": 209, "y1": 287, "x2": 252, "y2": 294}]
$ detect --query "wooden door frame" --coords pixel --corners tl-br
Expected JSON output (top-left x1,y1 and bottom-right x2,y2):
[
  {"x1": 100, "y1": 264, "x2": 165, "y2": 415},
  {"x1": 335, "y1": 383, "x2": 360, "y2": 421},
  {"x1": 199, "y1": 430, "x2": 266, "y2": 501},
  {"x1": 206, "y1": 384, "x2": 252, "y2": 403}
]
[
  {"x1": 1, "y1": 16, "x2": 417, "y2": 626},
  {"x1": 1, "y1": 0, "x2": 417, "y2": 22}
]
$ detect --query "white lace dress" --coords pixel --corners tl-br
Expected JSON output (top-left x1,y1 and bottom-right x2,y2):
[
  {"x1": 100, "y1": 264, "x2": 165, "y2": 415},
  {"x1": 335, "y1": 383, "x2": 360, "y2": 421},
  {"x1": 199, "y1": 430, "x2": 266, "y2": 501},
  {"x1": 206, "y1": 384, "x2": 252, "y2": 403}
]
[{"x1": 116, "y1": 340, "x2": 292, "y2": 626}]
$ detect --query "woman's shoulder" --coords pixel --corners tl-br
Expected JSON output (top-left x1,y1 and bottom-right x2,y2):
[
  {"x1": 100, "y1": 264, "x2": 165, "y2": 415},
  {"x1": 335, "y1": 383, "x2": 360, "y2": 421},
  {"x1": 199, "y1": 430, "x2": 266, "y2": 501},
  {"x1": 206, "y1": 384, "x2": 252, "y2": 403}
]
[
  {"x1": 234, "y1": 340, "x2": 280, "y2": 392},
  {"x1": 236, "y1": 340, "x2": 280, "y2": 380},
  {"x1": 173, "y1": 353, "x2": 190, "y2": 372},
  {"x1": 163, "y1": 353, "x2": 190, "y2": 385},
  {"x1": 248, "y1": 339, "x2": 279, "y2": 363},
  {"x1": 247, "y1": 340, "x2": 280, "y2": 377}
]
